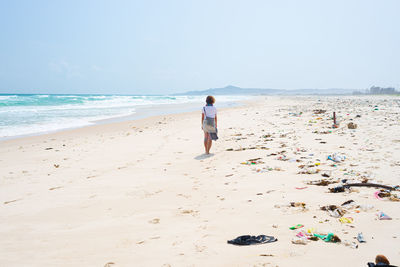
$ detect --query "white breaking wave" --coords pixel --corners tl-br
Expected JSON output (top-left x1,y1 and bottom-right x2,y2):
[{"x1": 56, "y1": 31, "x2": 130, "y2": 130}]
[{"x1": 0, "y1": 94, "x2": 247, "y2": 139}]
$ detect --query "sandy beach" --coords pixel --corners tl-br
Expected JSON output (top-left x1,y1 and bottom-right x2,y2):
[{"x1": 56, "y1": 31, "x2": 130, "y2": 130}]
[{"x1": 1, "y1": 96, "x2": 399, "y2": 267}]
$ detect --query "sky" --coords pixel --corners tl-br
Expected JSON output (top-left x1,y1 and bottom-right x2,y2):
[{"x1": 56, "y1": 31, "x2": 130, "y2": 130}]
[{"x1": 0, "y1": 0, "x2": 399, "y2": 95}]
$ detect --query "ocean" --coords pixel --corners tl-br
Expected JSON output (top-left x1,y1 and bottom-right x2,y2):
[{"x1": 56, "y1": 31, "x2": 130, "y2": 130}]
[{"x1": 0, "y1": 94, "x2": 244, "y2": 139}]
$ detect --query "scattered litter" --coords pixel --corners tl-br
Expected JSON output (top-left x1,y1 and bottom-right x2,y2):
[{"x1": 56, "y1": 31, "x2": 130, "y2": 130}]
[
  {"x1": 321, "y1": 171, "x2": 331, "y2": 178},
  {"x1": 241, "y1": 158, "x2": 264, "y2": 165},
  {"x1": 329, "y1": 185, "x2": 345, "y2": 193},
  {"x1": 377, "y1": 212, "x2": 392, "y2": 220},
  {"x1": 339, "y1": 217, "x2": 354, "y2": 224},
  {"x1": 308, "y1": 179, "x2": 337, "y2": 186},
  {"x1": 327, "y1": 153, "x2": 346, "y2": 162},
  {"x1": 321, "y1": 205, "x2": 345, "y2": 218},
  {"x1": 347, "y1": 122, "x2": 358, "y2": 129},
  {"x1": 341, "y1": 200, "x2": 354, "y2": 206},
  {"x1": 374, "y1": 191, "x2": 383, "y2": 200},
  {"x1": 227, "y1": 235, "x2": 277, "y2": 246},
  {"x1": 290, "y1": 202, "x2": 306, "y2": 208},
  {"x1": 289, "y1": 224, "x2": 304, "y2": 230},
  {"x1": 313, "y1": 233, "x2": 341, "y2": 243},
  {"x1": 357, "y1": 232, "x2": 366, "y2": 243}
]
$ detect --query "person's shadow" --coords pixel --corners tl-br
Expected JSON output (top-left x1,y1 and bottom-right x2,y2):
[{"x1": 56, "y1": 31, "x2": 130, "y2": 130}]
[{"x1": 194, "y1": 153, "x2": 214, "y2": 160}]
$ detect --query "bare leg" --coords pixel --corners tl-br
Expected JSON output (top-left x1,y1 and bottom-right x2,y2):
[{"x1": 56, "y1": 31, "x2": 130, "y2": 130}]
[
  {"x1": 207, "y1": 138, "x2": 212, "y2": 153},
  {"x1": 204, "y1": 132, "x2": 209, "y2": 154}
]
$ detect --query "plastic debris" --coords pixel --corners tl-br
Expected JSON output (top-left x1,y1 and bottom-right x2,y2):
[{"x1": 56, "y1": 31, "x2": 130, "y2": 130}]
[
  {"x1": 327, "y1": 153, "x2": 346, "y2": 162},
  {"x1": 377, "y1": 211, "x2": 392, "y2": 220},
  {"x1": 289, "y1": 224, "x2": 304, "y2": 230},
  {"x1": 357, "y1": 232, "x2": 366, "y2": 243},
  {"x1": 241, "y1": 158, "x2": 264, "y2": 165},
  {"x1": 339, "y1": 217, "x2": 354, "y2": 224},
  {"x1": 227, "y1": 235, "x2": 277, "y2": 246},
  {"x1": 313, "y1": 233, "x2": 341, "y2": 243}
]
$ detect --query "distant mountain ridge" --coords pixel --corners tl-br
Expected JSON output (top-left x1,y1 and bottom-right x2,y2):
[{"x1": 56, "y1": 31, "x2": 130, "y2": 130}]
[{"x1": 175, "y1": 85, "x2": 355, "y2": 95}]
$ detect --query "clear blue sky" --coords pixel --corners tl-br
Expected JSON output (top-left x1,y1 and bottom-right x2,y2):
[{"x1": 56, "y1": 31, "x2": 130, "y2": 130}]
[{"x1": 0, "y1": 0, "x2": 399, "y2": 94}]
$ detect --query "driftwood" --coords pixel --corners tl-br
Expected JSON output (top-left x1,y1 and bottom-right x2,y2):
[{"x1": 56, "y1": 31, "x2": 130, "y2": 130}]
[
  {"x1": 344, "y1": 183, "x2": 394, "y2": 190},
  {"x1": 329, "y1": 183, "x2": 397, "y2": 193}
]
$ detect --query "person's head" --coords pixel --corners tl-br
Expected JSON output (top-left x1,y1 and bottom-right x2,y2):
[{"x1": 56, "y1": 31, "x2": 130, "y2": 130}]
[
  {"x1": 375, "y1": 255, "x2": 390, "y2": 265},
  {"x1": 206, "y1": 95, "x2": 215, "y2": 105}
]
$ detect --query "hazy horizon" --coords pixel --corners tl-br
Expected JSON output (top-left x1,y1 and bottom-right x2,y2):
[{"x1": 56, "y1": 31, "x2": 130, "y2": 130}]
[{"x1": 1, "y1": 0, "x2": 399, "y2": 95}]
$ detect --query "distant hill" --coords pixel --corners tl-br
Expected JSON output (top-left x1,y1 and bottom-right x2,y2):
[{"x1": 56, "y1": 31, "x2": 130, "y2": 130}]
[{"x1": 175, "y1": 85, "x2": 354, "y2": 95}]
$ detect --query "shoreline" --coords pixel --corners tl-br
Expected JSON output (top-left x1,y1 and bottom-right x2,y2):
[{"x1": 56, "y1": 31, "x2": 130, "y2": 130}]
[
  {"x1": 0, "y1": 97, "x2": 246, "y2": 142},
  {"x1": 1, "y1": 95, "x2": 399, "y2": 266}
]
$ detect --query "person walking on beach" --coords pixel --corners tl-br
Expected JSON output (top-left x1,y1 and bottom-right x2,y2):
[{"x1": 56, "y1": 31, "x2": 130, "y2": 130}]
[{"x1": 201, "y1": 96, "x2": 218, "y2": 154}]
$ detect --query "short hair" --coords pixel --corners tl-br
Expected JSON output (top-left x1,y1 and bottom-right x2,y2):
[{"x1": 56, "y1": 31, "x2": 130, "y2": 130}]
[{"x1": 206, "y1": 95, "x2": 215, "y2": 105}]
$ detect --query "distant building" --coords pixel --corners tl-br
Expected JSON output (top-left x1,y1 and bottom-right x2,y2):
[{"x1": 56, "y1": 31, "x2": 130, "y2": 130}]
[{"x1": 368, "y1": 86, "x2": 397, "y2": 94}]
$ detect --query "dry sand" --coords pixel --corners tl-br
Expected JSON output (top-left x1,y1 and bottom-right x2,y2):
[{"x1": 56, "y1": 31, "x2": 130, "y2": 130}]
[{"x1": 1, "y1": 96, "x2": 399, "y2": 267}]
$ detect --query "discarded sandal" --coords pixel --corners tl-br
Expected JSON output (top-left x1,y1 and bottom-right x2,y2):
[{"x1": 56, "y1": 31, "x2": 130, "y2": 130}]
[
  {"x1": 339, "y1": 217, "x2": 354, "y2": 224},
  {"x1": 289, "y1": 224, "x2": 304, "y2": 230}
]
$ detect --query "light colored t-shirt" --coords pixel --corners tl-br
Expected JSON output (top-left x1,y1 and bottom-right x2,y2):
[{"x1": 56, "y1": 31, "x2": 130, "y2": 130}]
[{"x1": 202, "y1": 105, "x2": 217, "y2": 118}]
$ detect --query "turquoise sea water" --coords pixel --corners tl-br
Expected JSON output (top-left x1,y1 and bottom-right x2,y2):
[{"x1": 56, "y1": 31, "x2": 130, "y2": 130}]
[{"x1": 0, "y1": 94, "x2": 243, "y2": 139}]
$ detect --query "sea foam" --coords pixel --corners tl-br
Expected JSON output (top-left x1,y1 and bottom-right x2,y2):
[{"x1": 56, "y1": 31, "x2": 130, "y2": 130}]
[{"x1": 0, "y1": 94, "x2": 244, "y2": 139}]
